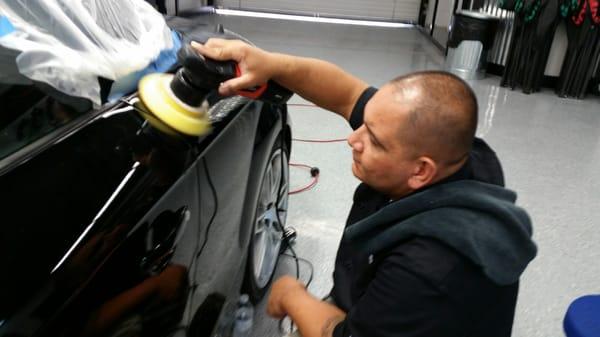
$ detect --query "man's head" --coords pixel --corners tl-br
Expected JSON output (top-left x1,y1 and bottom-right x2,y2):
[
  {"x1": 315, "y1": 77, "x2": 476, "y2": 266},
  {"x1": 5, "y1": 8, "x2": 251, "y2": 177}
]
[{"x1": 348, "y1": 71, "x2": 478, "y2": 199}]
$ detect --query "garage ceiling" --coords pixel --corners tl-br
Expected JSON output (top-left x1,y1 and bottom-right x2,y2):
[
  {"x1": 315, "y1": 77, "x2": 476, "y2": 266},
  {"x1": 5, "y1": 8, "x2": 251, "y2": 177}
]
[{"x1": 216, "y1": 0, "x2": 420, "y2": 22}]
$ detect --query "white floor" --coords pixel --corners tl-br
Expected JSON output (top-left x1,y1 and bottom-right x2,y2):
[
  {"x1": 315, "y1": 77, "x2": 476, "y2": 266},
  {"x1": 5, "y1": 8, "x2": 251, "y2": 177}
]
[{"x1": 209, "y1": 14, "x2": 600, "y2": 337}]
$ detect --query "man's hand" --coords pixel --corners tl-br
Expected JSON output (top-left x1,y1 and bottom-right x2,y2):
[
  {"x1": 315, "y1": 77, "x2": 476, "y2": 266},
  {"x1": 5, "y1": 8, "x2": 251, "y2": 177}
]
[
  {"x1": 193, "y1": 37, "x2": 367, "y2": 121},
  {"x1": 267, "y1": 275, "x2": 306, "y2": 319},
  {"x1": 191, "y1": 39, "x2": 277, "y2": 96},
  {"x1": 266, "y1": 276, "x2": 346, "y2": 337}
]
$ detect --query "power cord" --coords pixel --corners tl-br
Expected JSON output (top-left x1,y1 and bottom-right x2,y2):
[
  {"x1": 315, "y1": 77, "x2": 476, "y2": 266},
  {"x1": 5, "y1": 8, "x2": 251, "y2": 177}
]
[
  {"x1": 273, "y1": 106, "x2": 294, "y2": 334},
  {"x1": 274, "y1": 105, "x2": 310, "y2": 334},
  {"x1": 188, "y1": 106, "x2": 313, "y2": 336},
  {"x1": 286, "y1": 102, "x2": 348, "y2": 194},
  {"x1": 288, "y1": 103, "x2": 317, "y2": 108},
  {"x1": 281, "y1": 251, "x2": 314, "y2": 289},
  {"x1": 292, "y1": 137, "x2": 346, "y2": 143},
  {"x1": 276, "y1": 232, "x2": 315, "y2": 335},
  {"x1": 186, "y1": 157, "x2": 219, "y2": 325},
  {"x1": 289, "y1": 163, "x2": 320, "y2": 195},
  {"x1": 198, "y1": 158, "x2": 219, "y2": 261},
  {"x1": 288, "y1": 103, "x2": 347, "y2": 143},
  {"x1": 280, "y1": 227, "x2": 300, "y2": 280}
]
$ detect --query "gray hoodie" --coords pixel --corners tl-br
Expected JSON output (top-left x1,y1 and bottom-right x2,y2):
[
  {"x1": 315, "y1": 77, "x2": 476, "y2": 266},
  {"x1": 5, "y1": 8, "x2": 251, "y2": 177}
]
[{"x1": 343, "y1": 179, "x2": 537, "y2": 285}]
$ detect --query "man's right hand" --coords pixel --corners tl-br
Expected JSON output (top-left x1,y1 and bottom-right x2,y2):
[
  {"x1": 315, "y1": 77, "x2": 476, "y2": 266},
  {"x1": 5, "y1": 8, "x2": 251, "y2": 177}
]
[
  {"x1": 191, "y1": 39, "x2": 277, "y2": 96},
  {"x1": 193, "y1": 38, "x2": 368, "y2": 121}
]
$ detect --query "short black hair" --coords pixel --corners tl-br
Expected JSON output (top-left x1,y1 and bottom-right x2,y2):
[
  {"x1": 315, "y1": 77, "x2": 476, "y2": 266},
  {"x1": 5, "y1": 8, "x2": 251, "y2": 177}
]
[{"x1": 389, "y1": 70, "x2": 478, "y2": 164}]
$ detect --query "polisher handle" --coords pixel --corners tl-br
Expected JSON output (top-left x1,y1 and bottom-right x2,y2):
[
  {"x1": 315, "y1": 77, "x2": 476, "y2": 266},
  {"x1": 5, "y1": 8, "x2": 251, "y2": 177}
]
[
  {"x1": 177, "y1": 44, "x2": 237, "y2": 88},
  {"x1": 232, "y1": 67, "x2": 293, "y2": 105},
  {"x1": 177, "y1": 44, "x2": 292, "y2": 105}
]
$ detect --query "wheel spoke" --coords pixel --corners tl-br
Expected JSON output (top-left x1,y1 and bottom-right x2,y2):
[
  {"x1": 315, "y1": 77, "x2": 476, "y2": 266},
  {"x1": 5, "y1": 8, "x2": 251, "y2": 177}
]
[
  {"x1": 253, "y1": 231, "x2": 267, "y2": 275},
  {"x1": 251, "y1": 148, "x2": 290, "y2": 289},
  {"x1": 256, "y1": 212, "x2": 266, "y2": 224},
  {"x1": 270, "y1": 159, "x2": 280, "y2": 199},
  {"x1": 254, "y1": 220, "x2": 265, "y2": 235},
  {"x1": 258, "y1": 227, "x2": 281, "y2": 283},
  {"x1": 258, "y1": 248, "x2": 271, "y2": 283},
  {"x1": 270, "y1": 226, "x2": 282, "y2": 243},
  {"x1": 263, "y1": 168, "x2": 273, "y2": 201}
]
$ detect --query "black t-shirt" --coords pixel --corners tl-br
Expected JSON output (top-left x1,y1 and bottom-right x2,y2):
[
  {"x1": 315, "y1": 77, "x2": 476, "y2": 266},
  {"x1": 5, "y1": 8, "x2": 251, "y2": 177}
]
[{"x1": 331, "y1": 87, "x2": 518, "y2": 337}]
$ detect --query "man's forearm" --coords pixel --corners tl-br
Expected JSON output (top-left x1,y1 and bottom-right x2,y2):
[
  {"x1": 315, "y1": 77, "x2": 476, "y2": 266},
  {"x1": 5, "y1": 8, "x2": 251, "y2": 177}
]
[
  {"x1": 282, "y1": 289, "x2": 346, "y2": 337},
  {"x1": 193, "y1": 39, "x2": 367, "y2": 119},
  {"x1": 269, "y1": 53, "x2": 368, "y2": 121}
]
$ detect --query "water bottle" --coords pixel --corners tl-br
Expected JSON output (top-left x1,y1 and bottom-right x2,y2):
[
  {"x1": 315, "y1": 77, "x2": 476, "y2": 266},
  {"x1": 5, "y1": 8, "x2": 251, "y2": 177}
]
[{"x1": 232, "y1": 294, "x2": 254, "y2": 337}]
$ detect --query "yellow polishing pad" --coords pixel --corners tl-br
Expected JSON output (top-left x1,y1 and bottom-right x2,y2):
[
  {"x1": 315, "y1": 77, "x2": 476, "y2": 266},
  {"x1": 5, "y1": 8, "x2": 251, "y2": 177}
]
[
  {"x1": 135, "y1": 101, "x2": 179, "y2": 137},
  {"x1": 138, "y1": 73, "x2": 211, "y2": 136}
]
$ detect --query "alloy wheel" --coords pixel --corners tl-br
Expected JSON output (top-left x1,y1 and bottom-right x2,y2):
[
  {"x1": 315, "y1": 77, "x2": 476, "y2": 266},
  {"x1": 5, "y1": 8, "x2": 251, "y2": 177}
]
[{"x1": 251, "y1": 147, "x2": 289, "y2": 289}]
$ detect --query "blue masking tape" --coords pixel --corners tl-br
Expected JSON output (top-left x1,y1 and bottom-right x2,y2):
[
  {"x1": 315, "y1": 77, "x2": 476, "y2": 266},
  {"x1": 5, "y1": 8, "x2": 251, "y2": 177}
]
[
  {"x1": 108, "y1": 30, "x2": 182, "y2": 102},
  {"x1": 0, "y1": 16, "x2": 15, "y2": 37},
  {"x1": 149, "y1": 30, "x2": 182, "y2": 73}
]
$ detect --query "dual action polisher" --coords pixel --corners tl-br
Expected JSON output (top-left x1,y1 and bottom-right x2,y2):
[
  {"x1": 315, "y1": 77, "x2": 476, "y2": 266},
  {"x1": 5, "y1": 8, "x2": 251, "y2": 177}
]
[{"x1": 138, "y1": 44, "x2": 292, "y2": 136}]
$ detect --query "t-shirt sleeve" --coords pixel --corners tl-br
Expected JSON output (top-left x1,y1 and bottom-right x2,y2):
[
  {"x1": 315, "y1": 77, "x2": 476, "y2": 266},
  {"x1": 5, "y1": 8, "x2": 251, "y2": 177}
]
[
  {"x1": 332, "y1": 254, "x2": 463, "y2": 337},
  {"x1": 349, "y1": 87, "x2": 378, "y2": 130}
]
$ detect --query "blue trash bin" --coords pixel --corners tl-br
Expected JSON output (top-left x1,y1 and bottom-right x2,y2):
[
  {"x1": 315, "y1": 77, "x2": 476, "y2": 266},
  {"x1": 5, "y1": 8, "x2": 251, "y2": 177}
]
[{"x1": 564, "y1": 295, "x2": 600, "y2": 337}]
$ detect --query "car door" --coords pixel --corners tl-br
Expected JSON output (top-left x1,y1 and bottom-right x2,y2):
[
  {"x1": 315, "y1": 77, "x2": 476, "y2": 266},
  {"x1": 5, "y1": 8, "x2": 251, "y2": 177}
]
[
  {"x1": 0, "y1": 84, "x2": 199, "y2": 336},
  {"x1": 0, "y1": 82, "x2": 260, "y2": 337},
  {"x1": 184, "y1": 97, "x2": 263, "y2": 337}
]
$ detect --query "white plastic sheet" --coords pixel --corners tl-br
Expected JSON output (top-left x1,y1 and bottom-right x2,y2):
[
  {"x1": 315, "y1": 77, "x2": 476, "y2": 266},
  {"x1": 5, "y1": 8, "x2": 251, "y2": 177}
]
[{"x1": 0, "y1": 0, "x2": 173, "y2": 105}]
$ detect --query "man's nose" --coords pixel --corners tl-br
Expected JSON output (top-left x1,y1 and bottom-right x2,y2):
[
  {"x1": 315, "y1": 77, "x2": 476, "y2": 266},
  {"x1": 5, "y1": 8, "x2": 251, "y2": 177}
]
[{"x1": 348, "y1": 129, "x2": 363, "y2": 152}]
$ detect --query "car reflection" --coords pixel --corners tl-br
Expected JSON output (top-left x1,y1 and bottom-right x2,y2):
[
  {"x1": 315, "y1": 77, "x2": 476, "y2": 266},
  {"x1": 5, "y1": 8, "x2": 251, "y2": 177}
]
[
  {"x1": 49, "y1": 121, "x2": 196, "y2": 337},
  {"x1": 0, "y1": 91, "x2": 87, "y2": 159},
  {"x1": 58, "y1": 207, "x2": 194, "y2": 337},
  {"x1": 81, "y1": 263, "x2": 188, "y2": 337}
]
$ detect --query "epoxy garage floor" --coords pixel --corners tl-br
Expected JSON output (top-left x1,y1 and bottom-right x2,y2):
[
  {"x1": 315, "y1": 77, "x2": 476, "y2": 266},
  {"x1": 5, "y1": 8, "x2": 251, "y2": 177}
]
[{"x1": 210, "y1": 14, "x2": 600, "y2": 337}]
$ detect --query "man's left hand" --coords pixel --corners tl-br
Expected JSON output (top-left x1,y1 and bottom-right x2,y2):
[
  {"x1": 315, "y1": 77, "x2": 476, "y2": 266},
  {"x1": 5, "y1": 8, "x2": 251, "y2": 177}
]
[{"x1": 267, "y1": 275, "x2": 306, "y2": 319}]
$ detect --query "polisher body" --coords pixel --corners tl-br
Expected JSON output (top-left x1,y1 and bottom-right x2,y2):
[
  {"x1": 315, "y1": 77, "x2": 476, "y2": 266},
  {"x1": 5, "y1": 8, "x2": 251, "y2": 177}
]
[{"x1": 137, "y1": 44, "x2": 292, "y2": 136}]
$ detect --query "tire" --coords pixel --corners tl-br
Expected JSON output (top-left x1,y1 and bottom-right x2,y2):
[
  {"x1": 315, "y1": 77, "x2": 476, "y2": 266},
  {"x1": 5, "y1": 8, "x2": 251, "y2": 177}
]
[{"x1": 243, "y1": 137, "x2": 289, "y2": 302}]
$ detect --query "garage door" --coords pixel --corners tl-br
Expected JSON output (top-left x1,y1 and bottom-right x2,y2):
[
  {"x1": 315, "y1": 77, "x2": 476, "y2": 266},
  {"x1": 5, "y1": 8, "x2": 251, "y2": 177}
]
[{"x1": 215, "y1": 0, "x2": 421, "y2": 22}]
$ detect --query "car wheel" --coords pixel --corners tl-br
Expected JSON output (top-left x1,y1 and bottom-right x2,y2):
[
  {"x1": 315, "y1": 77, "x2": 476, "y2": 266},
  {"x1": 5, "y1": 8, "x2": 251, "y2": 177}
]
[{"x1": 244, "y1": 138, "x2": 289, "y2": 302}]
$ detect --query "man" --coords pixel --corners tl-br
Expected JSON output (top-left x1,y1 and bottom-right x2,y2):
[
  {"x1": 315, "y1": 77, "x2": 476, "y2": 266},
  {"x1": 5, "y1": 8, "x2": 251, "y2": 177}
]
[{"x1": 193, "y1": 39, "x2": 537, "y2": 337}]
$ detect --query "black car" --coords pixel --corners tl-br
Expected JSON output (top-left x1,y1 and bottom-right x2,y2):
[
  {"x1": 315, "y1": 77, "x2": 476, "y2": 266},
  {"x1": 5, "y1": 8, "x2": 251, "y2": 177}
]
[{"x1": 0, "y1": 14, "x2": 291, "y2": 337}]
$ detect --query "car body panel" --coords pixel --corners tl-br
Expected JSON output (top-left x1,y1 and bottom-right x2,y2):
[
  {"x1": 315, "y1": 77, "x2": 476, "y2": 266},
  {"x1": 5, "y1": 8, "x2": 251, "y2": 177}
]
[
  {"x1": 2, "y1": 85, "x2": 290, "y2": 337},
  {"x1": 1, "y1": 15, "x2": 291, "y2": 337}
]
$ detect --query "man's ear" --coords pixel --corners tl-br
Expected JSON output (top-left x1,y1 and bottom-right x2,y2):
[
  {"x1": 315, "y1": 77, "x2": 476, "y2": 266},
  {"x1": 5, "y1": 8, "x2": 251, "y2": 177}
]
[{"x1": 407, "y1": 157, "x2": 437, "y2": 190}]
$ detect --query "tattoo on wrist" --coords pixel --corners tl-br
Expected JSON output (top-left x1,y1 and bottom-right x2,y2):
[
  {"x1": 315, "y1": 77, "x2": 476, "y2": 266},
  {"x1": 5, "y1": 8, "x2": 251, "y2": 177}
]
[{"x1": 321, "y1": 316, "x2": 344, "y2": 337}]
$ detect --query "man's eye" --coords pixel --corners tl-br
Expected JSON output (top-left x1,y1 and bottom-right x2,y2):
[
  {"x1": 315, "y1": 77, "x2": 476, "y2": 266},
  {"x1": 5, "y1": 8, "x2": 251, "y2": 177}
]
[{"x1": 370, "y1": 136, "x2": 380, "y2": 148}]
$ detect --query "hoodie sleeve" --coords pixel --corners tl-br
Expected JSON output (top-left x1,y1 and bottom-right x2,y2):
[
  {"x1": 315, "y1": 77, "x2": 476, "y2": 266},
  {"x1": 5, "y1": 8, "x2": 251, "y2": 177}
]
[{"x1": 348, "y1": 87, "x2": 377, "y2": 130}]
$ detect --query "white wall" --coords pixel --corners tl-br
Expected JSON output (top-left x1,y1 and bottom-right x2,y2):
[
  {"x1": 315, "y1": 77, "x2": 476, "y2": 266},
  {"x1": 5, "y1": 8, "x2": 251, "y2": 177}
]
[
  {"x1": 216, "y1": 0, "x2": 421, "y2": 21},
  {"x1": 165, "y1": 0, "x2": 207, "y2": 14},
  {"x1": 432, "y1": 0, "x2": 456, "y2": 47}
]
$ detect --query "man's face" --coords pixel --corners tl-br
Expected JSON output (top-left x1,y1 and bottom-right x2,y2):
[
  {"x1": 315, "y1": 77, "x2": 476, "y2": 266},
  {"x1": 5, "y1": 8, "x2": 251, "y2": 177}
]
[{"x1": 347, "y1": 85, "x2": 417, "y2": 198}]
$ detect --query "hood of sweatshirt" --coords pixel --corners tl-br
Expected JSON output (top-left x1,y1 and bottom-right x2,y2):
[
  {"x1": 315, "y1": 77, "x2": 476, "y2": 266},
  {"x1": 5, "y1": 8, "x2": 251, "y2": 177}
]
[{"x1": 343, "y1": 180, "x2": 537, "y2": 285}]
